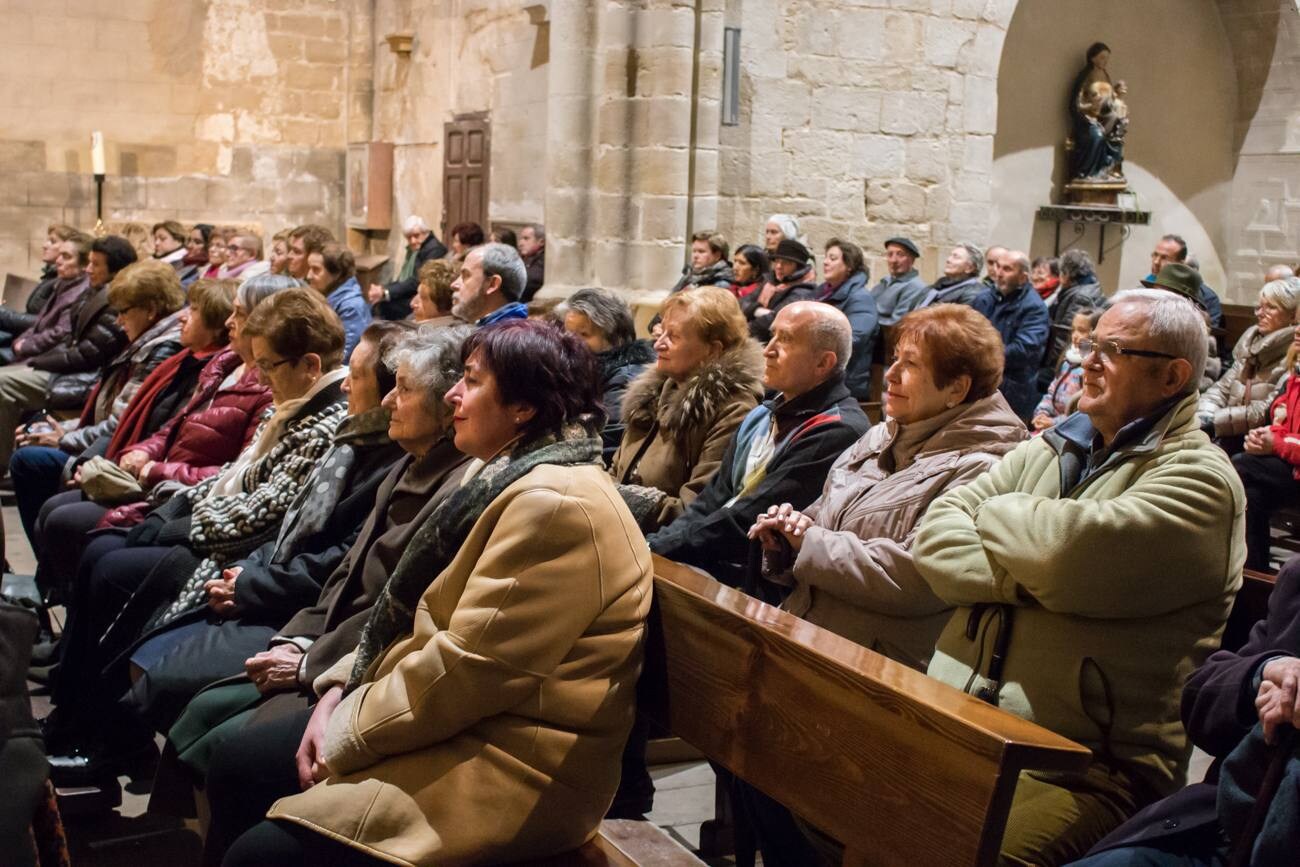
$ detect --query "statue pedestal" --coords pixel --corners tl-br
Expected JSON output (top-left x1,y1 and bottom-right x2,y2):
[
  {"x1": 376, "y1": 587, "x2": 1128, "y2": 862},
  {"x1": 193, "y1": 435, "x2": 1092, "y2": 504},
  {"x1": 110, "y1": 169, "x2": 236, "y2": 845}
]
[
  {"x1": 1064, "y1": 179, "x2": 1128, "y2": 206},
  {"x1": 1035, "y1": 201, "x2": 1150, "y2": 264}
]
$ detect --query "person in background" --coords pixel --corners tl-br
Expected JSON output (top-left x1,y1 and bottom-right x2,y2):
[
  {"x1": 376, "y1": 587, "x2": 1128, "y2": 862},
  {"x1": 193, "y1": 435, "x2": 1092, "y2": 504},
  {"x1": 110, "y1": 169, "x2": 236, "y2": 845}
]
[
  {"x1": 447, "y1": 222, "x2": 485, "y2": 263},
  {"x1": 762, "y1": 214, "x2": 800, "y2": 256},
  {"x1": 366, "y1": 216, "x2": 447, "y2": 320},
  {"x1": 223, "y1": 234, "x2": 270, "y2": 283},
  {"x1": 1032, "y1": 308, "x2": 1101, "y2": 432},
  {"x1": 183, "y1": 224, "x2": 213, "y2": 280},
  {"x1": 217, "y1": 319, "x2": 652, "y2": 867},
  {"x1": 1147, "y1": 233, "x2": 1224, "y2": 329},
  {"x1": 730, "y1": 244, "x2": 769, "y2": 300},
  {"x1": 742, "y1": 238, "x2": 817, "y2": 343},
  {"x1": 269, "y1": 230, "x2": 292, "y2": 276},
  {"x1": 286, "y1": 225, "x2": 335, "y2": 281},
  {"x1": 915, "y1": 290, "x2": 1242, "y2": 863},
  {"x1": 518, "y1": 223, "x2": 546, "y2": 301},
  {"x1": 1031, "y1": 256, "x2": 1060, "y2": 301},
  {"x1": 972, "y1": 249, "x2": 1050, "y2": 420},
  {"x1": 815, "y1": 238, "x2": 878, "y2": 400},
  {"x1": 613, "y1": 286, "x2": 763, "y2": 529},
  {"x1": 409, "y1": 259, "x2": 461, "y2": 327},
  {"x1": 1198, "y1": 276, "x2": 1299, "y2": 454},
  {"x1": 983, "y1": 244, "x2": 1008, "y2": 289},
  {"x1": 202, "y1": 228, "x2": 232, "y2": 280},
  {"x1": 918, "y1": 243, "x2": 985, "y2": 309},
  {"x1": 490, "y1": 226, "x2": 517, "y2": 249},
  {"x1": 669, "y1": 230, "x2": 733, "y2": 295},
  {"x1": 869, "y1": 237, "x2": 928, "y2": 327},
  {"x1": 650, "y1": 301, "x2": 869, "y2": 588},
  {"x1": 0, "y1": 231, "x2": 96, "y2": 470},
  {"x1": 153, "y1": 221, "x2": 198, "y2": 284},
  {"x1": 1141, "y1": 263, "x2": 1223, "y2": 390},
  {"x1": 736, "y1": 304, "x2": 1026, "y2": 866},
  {"x1": 560, "y1": 288, "x2": 656, "y2": 462},
  {"x1": 0, "y1": 225, "x2": 87, "y2": 362},
  {"x1": 306, "y1": 243, "x2": 372, "y2": 363},
  {"x1": 1038, "y1": 249, "x2": 1106, "y2": 393},
  {"x1": 449, "y1": 243, "x2": 529, "y2": 327}
]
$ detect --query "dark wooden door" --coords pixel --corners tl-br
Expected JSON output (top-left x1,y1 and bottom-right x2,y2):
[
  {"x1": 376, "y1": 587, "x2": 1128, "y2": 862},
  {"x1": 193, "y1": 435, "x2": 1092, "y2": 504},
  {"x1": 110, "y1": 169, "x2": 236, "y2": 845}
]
[{"x1": 443, "y1": 116, "x2": 490, "y2": 237}]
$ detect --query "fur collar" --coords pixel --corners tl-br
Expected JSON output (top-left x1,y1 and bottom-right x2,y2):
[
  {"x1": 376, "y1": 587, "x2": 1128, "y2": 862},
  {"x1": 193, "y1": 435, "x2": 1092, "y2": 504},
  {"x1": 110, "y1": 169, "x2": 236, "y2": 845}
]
[{"x1": 622, "y1": 341, "x2": 765, "y2": 437}]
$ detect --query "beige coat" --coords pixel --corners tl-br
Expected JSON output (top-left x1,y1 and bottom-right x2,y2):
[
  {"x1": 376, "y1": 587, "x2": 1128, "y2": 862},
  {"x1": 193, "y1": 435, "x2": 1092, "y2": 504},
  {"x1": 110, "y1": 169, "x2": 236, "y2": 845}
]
[
  {"x1": 267, "y1": 463, "x2": 654, "y2": 866},
  {"x1": 780, "y1": 393, "x2": 1028, "y2": 671},
  {"x1": 1197, "y1": 324, "x2": 1294, "y2": 437},
  {"x1": 610, "y1": 342, "x2": 764, "y2": 527}
]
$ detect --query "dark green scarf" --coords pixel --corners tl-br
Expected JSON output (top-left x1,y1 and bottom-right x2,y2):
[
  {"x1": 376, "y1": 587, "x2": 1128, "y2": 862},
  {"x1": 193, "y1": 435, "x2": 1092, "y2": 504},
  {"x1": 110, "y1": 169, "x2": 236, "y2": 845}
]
[{"x1": 345, "y1": 418, "x2": 603, "y2": 692}]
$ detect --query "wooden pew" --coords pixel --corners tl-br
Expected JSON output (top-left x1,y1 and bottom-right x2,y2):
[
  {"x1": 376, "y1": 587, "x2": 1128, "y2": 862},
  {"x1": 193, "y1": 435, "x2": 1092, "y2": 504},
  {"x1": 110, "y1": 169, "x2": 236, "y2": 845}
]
[{"x1": 550, "y1": 556, "x2": 1091, "y2": 866}]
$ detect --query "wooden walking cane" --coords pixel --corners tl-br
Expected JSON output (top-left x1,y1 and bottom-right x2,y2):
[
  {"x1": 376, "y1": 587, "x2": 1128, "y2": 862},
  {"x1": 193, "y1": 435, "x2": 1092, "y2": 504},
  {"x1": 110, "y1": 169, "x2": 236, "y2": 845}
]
[{"x1": 1227, "y1": 724, "x2": 1295, "y2": 867}]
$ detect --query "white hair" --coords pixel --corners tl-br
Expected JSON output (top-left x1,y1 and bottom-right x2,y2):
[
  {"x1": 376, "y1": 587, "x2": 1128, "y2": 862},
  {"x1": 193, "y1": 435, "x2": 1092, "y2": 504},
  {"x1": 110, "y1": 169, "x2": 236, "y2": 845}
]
[
  {"x1": 766, "y1": 214, "x2": 801, "y2": 244},
  {"x1": 1109, "y1": 289, "x2": 1208, "y2": 394},
  {"x1": 403, "y1": 215, "x2": 429, "y2": 233}
]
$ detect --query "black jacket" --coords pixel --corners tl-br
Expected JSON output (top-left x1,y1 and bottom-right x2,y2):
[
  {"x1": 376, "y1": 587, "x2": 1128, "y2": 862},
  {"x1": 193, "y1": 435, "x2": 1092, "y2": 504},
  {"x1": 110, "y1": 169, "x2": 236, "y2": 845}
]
[
  {"x1": 817, "y1": 271, "x2": 879, "y2": 400},
  {"x1": 1037, "y1": 276, "x2": 1105, "y2": 392},
  {"x1": 743, "y1": 264, "x2": 818, "y2": 343},
  {"x1": 647, "y1": 375, "x2": 870, "y2": 587},
  {"x1": 33, "y1": 287, "x2": 127, "y2": 410},
  {"x1": 597, "y1": 339, "x2": 656, "y2": 464},
  {"x1": 376, "y1": 234, "x2": 448, "y2": 320},
  {"x1": 522, "y1": 250, "x2": 546, "y2": 303},
  {"x1": 1086, "y1": 558, "x2": 1300, "y2": 855}
]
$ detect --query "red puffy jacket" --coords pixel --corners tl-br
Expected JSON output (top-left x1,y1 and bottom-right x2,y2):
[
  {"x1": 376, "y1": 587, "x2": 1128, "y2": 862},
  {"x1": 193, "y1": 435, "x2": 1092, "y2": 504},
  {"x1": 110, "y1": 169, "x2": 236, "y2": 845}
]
[{"x1": 129, "y1": 348, "x2": 272, "y2": 487}]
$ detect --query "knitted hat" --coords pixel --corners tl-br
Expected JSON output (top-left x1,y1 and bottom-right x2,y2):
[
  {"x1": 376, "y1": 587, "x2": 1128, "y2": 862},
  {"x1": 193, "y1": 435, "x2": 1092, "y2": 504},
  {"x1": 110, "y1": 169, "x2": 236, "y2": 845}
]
[{"x1": 771, "y1": 238, "x2": 811, "y2": 265}]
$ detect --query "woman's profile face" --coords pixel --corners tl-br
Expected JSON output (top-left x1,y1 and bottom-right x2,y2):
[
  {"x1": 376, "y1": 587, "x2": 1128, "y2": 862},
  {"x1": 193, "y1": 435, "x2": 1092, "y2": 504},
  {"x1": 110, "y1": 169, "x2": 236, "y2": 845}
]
[
  {"x1": 653, "y1": 308, "x2": 718, "y2": 382},
  {"x1": 822, "y1": 246, "x2": 848, "y2": 288},
  {"x1": 384, "y1": 362, "x2": 444, "y2": 454},
  {"x1": 732, "y1": 252, "x2": 755, "y2": 285},
  {"x1": 764, "y1": 222, "x2": 783, "y2": 253},
  {"x1": 186, "y1": 231, "x2": 207, "y2": 258},
  {"x1": 563, "y1": 310, "x2": 612, "y2": 354},
  {"x1": 1092, "y1": 50, "x2": 1110, "y2": 69},
  {"x1": 883, "y1": 338, "x2": 955, "y2": 425},
  {"x1": 1256, "y1": 298, "x2": 1290, "y2": 335},
  {"x1": 444, "y1": 350, "x2": 530, "y2": 460}
]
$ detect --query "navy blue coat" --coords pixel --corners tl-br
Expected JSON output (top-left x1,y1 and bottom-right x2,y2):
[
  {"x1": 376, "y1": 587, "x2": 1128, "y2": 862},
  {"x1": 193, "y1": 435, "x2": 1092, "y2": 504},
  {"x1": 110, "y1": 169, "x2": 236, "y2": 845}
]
[
  {"x1": 817, "y1": 271, "x2": 879, "y2": 401},
  {"x1": 971, "y1": 281, "x2": 1049, "y2": 420}
]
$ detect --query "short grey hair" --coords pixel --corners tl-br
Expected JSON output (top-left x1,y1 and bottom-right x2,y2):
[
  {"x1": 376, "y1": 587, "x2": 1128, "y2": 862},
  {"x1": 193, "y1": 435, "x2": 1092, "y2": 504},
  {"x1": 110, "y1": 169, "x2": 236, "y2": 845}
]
[
  {"x1": 477, "y1": 242, "x2": 527, "y2": 302},
  {"x1": 766, "y1": 214, "x2": 800, "y2": 243},
  {"x1": 1260, "y1": 276, "x2": 1300, "y2": 313},
  {"x1": 403, "y1": 215, "x2": 429, "y2": 234},
  {"x1": 563, "y1": 288, "x2": 636, "y2": 347},
  {"x1": 386, "y1": 323, "x2": 474, "y2": 408},
  {"x1": 1005, "y1": 251, "x2": 1031, "y2": 275},
  {"x1": 1109, "y1": 289, "x2": 1208, "y2": 394},
  {"x1": 1059, "y1": 249, "x2": 1096, "y2": 285},
  {"x1": 526, "y1": 223, "x2": 545, "y2": 243},
  {"x1": 955, "y1": 243, "x2": 983, "y2": 276},
  {"x1": 238, "y1": 273, "x2": 303, "y2": 312},
  {"x1": 787, "y1": 301, "x2": 852, "y2": 376}
]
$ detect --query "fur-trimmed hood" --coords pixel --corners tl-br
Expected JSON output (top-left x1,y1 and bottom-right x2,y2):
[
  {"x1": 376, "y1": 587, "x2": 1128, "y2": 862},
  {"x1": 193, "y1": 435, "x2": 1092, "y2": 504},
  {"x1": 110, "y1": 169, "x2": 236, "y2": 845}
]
[{"x1": 622, "y1": 341, "x2": 765, "y2": 437}]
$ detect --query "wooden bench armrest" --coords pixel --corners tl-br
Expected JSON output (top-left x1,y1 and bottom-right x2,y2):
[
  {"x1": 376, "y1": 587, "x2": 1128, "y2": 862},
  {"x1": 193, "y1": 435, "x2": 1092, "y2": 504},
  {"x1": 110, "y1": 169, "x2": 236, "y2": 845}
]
[{"x1": 645, "y1": 555, "x2": 1090, "y2": 866}]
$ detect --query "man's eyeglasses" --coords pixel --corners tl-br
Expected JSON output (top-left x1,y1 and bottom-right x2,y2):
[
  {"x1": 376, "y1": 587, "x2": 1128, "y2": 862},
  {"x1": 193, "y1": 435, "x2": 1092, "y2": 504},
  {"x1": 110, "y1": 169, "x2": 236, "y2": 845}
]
[
  {"x1": 1077, "y1": 338, "x2": 1177, "y2": 362},
  {"x1": 254, "y1": 356, "x2": 298, "y2": 376}
]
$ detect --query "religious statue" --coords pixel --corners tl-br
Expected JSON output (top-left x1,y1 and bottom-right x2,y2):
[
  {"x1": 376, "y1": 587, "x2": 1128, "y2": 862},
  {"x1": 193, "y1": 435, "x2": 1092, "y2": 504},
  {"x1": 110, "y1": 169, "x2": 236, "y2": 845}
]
[{"x1": 1064, "y1": 42, "x2": 1130, "y2": 203}]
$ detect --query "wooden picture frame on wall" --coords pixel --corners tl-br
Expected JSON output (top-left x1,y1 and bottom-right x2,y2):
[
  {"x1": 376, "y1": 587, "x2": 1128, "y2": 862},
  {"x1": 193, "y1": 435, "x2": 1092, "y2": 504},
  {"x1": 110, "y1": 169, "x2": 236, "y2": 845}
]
[{"x1": 347, "y1": 142, "x2": 394, "y2": 231}]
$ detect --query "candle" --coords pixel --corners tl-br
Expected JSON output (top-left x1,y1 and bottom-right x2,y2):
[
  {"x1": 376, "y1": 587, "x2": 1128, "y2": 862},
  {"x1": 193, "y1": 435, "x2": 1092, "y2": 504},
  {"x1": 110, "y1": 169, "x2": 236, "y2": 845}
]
[{"x1": 91, "y1": 131, "x2": 105, "y2": 175}]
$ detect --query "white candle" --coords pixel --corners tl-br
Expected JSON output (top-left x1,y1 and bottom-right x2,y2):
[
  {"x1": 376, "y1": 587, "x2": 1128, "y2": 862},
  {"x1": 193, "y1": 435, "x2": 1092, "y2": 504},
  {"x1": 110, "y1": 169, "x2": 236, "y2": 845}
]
[{"x1": 91, "y1": 131, "x2": 105, "y2": 175}]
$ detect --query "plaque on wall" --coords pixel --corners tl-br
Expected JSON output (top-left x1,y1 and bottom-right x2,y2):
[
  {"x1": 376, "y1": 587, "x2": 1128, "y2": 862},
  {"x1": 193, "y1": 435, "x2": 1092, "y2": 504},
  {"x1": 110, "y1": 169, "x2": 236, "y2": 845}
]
[{"x1": 347, "y1": 142, "x2": 395, "y2": 231}]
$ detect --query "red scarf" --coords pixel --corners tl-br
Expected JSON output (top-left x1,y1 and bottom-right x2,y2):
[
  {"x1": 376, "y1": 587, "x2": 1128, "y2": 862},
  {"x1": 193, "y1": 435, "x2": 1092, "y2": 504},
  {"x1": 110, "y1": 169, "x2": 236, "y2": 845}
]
[
  {"x1": 103, "y1": 348, "x2": 217, "y2": 460},
  {"x1": 1034, "y1": 276, "x2": 1060, "y2": 299}
]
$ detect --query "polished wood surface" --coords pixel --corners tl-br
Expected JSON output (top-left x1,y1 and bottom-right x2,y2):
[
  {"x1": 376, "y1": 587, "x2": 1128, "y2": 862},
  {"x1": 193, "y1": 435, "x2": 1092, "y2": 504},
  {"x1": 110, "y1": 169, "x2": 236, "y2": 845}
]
[
  {"x1": 641, "y1": 555, "x2": 1091, "y2": 867},
  {"x1": 516, "y1": 821, "x2": 701, "y2": 866}
]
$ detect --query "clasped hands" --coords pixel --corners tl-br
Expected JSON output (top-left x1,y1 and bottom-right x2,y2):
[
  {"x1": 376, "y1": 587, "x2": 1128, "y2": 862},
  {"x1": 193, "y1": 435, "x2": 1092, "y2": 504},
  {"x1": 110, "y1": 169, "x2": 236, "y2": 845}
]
[
  {"x1": 1243, "y1": 427, "x2": 1275, "y2": 456},
  {"x1": 747, "y1": 502, "x2": 814, "y2": 554},
  {"x1": 1257, "y1": 656, "x2": 1300, "y2": 745},
  {"x1": 205, "y1": 566, "x2": 242, "y2": 617}
]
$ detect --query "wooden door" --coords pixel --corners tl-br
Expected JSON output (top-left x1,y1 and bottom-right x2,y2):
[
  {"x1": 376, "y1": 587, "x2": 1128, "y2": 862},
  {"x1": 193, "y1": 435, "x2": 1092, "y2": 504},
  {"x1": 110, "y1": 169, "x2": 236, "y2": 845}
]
[{"x1": 443, "y1": 116, "x2": 490, "y2": 237}]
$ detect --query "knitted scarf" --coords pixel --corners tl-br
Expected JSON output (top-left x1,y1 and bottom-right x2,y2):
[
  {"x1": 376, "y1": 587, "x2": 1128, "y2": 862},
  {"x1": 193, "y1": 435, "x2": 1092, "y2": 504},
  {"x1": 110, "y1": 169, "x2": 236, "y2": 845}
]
[{"x1": 344, "y1": 417, "x2": 603, "y2": 692}]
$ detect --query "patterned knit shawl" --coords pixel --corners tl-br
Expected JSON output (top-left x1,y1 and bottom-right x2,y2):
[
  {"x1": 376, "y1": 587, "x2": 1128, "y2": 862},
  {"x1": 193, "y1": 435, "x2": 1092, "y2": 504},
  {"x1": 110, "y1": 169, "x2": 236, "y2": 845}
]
[{"x1": 345, "y1": 417, "x2": 602, "y2": 692}]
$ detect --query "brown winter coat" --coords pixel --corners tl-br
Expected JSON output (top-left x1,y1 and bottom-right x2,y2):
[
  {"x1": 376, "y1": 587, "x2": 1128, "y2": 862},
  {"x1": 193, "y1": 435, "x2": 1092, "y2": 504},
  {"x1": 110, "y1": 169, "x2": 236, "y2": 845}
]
[
  {"x1": 1197, "y1": 324, "x2": 1294, "y2": 438},
  {"x1": 266, "y1": 463, "x2": 653, "y2": 866},
  {"x1": 610, "y1": 341, "x2": 764, "y2": 527},
  {"x1": 779, "y1": 392, "x2": 1028, "y2": 671}
]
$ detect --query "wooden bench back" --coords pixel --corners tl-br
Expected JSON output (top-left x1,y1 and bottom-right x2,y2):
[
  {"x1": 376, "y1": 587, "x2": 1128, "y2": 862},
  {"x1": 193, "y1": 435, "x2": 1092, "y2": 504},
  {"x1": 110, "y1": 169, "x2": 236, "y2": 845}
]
[
  {"x1": 642, "y1": 556, "x2": 1091, "y2": 867},
  {"x1": 1223, "y1": 568, "x2": 1277, "y2": 653}
]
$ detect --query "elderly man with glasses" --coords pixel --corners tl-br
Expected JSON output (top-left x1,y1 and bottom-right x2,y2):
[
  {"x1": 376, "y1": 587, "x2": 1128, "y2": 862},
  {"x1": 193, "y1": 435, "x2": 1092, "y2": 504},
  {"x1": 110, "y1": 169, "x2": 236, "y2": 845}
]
[
  {"x1": 367, "y1": 216, "x2": 448, "y2": 320},
  {"x1": 912, "y1": 288, "x2": 1246, "y2": 865}
]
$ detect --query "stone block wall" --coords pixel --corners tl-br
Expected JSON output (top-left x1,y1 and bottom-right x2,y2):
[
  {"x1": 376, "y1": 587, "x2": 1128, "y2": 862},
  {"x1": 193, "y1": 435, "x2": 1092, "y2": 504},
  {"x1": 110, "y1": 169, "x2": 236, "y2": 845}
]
[{"x1": 0, "y1": 0, "x2": 371, "y2": 280}]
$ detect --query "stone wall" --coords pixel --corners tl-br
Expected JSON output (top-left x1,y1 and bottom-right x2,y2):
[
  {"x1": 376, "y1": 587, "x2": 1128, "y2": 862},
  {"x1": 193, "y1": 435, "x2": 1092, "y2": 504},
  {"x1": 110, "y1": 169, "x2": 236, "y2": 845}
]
[
  {"x1": 0, "y1": 0, "x2": 370, "y2": 282},
  {"x1": 366, "y1": 0, "x2": 549, "y2": 271}
]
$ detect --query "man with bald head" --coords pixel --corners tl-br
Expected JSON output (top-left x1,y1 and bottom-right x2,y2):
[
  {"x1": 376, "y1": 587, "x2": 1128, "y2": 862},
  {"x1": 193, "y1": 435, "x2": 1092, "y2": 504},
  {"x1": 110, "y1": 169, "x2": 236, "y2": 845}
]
[
  {"x1": 648, "y1": 301, "x2": 870, "y2": 586},
  {"x1": 972, "y1": 249, "x2": 1049, "y2": 420}
]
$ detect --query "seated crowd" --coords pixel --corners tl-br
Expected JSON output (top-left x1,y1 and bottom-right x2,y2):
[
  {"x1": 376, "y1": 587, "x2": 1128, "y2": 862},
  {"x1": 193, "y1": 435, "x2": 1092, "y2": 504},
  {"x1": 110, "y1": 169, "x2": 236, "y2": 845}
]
[{"x1": 5, "y1": 210, "x2": 1300, "y2": 867}]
